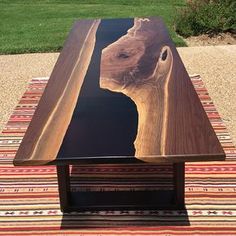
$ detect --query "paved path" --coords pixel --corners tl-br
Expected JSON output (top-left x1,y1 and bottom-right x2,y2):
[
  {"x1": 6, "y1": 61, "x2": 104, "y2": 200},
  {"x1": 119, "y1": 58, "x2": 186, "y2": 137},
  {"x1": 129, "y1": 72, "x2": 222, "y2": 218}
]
[{"x1": 0, "y1": 45, "x2": 235, "y2": 145}]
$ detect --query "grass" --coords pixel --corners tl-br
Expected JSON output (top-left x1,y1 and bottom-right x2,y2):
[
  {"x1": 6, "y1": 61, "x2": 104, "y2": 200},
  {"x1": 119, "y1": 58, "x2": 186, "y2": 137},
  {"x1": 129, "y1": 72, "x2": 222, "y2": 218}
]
[{"x1": 0, "y1": 0, "x2": 186, "y2": 54}]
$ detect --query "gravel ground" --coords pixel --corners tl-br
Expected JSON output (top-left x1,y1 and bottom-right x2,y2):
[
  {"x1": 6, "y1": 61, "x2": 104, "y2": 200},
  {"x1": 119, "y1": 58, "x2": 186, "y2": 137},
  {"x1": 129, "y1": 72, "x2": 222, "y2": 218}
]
[
  {"x1": 0, "y1": 45, "x2": 235, "y2": 146},
  {"x1": 185, "y1": 33, "x2": 236, "y2": 46}
]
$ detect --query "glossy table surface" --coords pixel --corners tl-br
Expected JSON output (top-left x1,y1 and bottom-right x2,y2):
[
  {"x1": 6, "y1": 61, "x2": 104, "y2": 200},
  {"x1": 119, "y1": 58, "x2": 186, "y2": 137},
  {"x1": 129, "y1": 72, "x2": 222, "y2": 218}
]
[{"x1": 14, "y1": 17, "x2": 225, "y2": 166}]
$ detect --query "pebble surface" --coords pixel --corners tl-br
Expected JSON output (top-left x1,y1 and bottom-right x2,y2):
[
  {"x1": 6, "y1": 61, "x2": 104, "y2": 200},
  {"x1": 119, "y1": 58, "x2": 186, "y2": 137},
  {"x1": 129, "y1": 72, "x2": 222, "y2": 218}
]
[{"x1": 0, "y1": 46, "x2": 235, "y2": 146}]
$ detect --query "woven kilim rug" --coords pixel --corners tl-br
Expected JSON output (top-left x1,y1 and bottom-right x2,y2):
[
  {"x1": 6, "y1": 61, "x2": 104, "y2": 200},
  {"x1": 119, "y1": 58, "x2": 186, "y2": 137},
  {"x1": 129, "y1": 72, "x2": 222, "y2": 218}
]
[{"x1": 0, "y1": 75, "x2": 236, "y2": 235}]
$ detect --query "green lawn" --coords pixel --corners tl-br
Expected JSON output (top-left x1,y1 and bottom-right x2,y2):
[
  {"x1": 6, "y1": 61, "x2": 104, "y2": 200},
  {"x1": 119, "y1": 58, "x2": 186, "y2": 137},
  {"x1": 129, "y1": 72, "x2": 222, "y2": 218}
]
[{"x1": 0, "y1": 0, "x2": 186, "y2": 54}]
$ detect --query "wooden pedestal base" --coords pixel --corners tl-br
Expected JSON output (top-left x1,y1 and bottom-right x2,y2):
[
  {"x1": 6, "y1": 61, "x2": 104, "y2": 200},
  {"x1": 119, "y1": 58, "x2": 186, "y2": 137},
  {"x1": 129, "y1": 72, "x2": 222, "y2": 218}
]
[{"x1": 57, "y1": 163, "x2": 185, "y2": 213}]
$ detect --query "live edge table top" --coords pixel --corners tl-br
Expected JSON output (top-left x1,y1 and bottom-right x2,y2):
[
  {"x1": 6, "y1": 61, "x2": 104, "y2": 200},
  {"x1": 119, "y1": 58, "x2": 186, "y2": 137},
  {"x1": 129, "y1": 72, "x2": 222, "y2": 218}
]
[{"x1": 14, "y1": 17, "x2": 225, "y2": 166}]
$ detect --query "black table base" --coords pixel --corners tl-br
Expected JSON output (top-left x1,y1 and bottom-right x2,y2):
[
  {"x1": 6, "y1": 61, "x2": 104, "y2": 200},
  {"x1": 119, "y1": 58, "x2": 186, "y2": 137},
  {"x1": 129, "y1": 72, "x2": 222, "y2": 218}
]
[{"x1": 57, "y1": 163, "x2": 185, "y2": 213}]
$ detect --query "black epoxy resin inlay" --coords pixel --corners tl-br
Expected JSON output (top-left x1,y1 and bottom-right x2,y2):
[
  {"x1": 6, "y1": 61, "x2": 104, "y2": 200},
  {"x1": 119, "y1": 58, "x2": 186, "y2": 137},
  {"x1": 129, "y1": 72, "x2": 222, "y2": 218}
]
[{"x1": 57, "y1": 19, "x2": 138, "y2": 159}]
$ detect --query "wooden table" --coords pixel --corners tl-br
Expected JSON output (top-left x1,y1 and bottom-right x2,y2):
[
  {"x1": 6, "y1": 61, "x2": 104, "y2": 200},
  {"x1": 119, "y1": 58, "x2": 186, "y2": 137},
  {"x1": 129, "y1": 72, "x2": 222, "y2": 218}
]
[{"x1": 14, "y1": 17, "x2": 225, "y2": 212}]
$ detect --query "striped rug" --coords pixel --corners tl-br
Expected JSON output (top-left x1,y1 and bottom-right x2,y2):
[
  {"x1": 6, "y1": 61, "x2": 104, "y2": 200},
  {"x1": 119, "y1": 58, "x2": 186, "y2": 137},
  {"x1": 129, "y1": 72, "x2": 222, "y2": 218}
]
[{"x1": 0, "y1": 75, "x2": 236, "y2": 235}]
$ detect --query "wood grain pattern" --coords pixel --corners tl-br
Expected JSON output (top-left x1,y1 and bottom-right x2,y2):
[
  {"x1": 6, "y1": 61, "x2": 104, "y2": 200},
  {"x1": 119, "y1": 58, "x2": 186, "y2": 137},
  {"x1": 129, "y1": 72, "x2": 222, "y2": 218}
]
[
  {"x1": 13, "y1": 19, "x2": 100, "y2": 165},
  {"x1": 14, "y1": 17, "x2": 225, "y2": 166},
  {"x1": 100, "y1": 17, "x2": 225, "y2": 162}
]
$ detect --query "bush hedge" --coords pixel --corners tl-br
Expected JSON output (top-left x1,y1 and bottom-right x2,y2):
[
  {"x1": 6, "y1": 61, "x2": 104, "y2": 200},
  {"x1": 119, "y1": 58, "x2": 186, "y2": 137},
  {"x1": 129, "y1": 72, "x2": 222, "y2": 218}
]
[{"x1": 175, "y1": 0, "x2": 236, "y2": 37}]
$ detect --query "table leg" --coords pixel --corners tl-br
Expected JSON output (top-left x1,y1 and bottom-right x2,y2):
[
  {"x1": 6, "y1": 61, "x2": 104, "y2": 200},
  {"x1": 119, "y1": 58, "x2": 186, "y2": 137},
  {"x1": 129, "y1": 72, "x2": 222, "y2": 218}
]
[
  {"x1": 56, "y1": 164, "x2": 185, "y2": 212},
  {"x1": 173, "y1": 163, "x2": 185, "y2": 208},
  {"x1": 57, "y1": 165, "x2": 71, "y2": 212}
]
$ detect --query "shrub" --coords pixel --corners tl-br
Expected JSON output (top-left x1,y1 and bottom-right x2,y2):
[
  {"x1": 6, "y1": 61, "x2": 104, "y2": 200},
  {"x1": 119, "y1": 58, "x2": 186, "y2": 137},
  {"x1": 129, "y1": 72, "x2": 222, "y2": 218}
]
[{"x1": 175, "y1": 0, "x2": 236, "y2": 37}]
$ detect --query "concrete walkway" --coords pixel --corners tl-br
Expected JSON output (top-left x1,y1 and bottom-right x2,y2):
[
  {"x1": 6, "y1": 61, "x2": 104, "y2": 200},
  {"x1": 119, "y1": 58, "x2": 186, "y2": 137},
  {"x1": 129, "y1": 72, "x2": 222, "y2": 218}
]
[{"x1": 0, "y1": 45, "x2": 235, "y2": 145}]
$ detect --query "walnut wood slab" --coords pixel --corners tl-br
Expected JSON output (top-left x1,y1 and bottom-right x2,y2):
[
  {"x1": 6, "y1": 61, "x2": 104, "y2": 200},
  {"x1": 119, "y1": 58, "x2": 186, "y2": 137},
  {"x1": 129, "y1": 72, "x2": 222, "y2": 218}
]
[
  {"x1": 100, "y1": 17, "x2": 225, "y2": 163},
  {"x1": 14, "y1": 17, "x2": 225, "y2": 166},
  {"x1": 14, "y1": 19, "x2": 100, "y2": 165}
]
